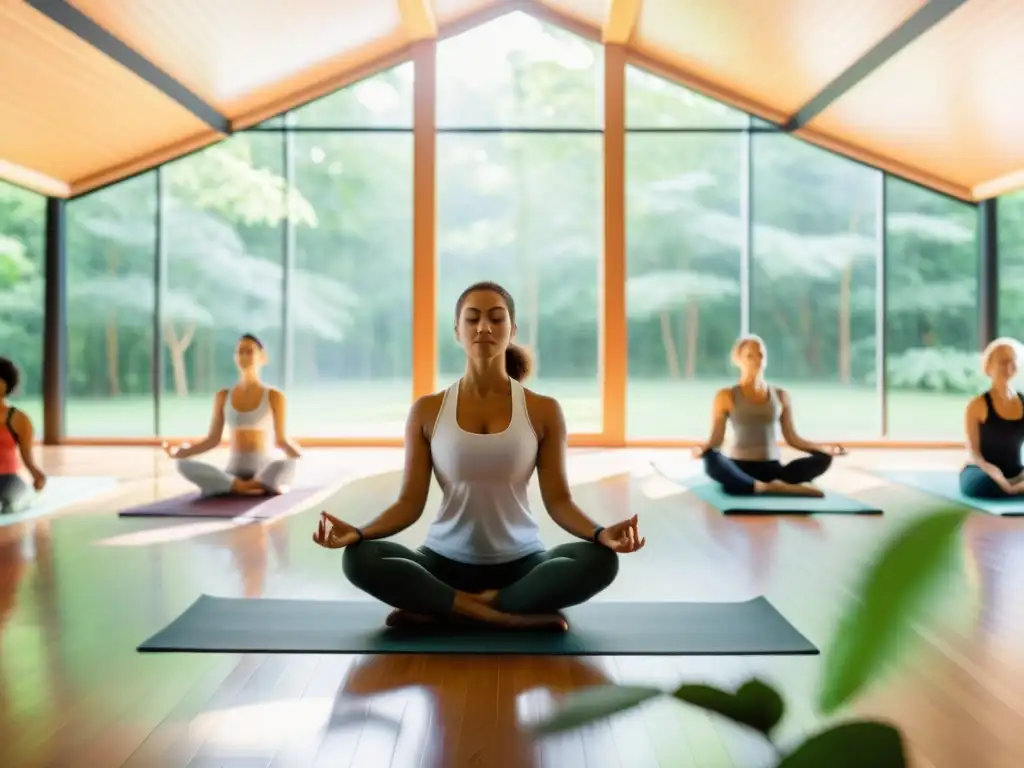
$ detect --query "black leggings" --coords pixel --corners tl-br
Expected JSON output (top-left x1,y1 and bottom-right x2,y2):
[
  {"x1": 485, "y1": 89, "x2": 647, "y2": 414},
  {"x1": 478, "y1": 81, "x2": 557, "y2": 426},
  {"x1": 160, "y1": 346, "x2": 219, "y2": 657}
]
[
  {"x1": 0, "y1": 474, "x2": 31, "y2": 515},
  {"x1": 959, "y1": 464, "x2": 1019, "y2": 499},
  {"x1": 342, "y1": 540, "x2": 619, "y2": 616},
  {"x1": 703, "y1": 448, "x2": 832, "y2": 496}
]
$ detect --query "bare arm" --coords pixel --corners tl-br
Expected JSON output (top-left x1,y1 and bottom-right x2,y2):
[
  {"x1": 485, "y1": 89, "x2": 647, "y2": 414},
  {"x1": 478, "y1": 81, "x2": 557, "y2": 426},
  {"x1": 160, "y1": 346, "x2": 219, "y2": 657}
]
[
  {"x1": 536, "y1": 397, "x2": 605, "y2": 541},
  {"x1": 12, "y1": 411, "x2": 45, "y2": 483},
  {"x1": 701, "y1": 389, "x2": 732, "y2": 452},
  {"x1": 964, "y1": 397, "x2": 1010, "y2": 489},
  {"x1": 778, "y1": 389, "x2": 830, "y2": 453},
  {"x1": 359, "y1": 397, "x2": 435, "y2": 540},
  {"x1": 269, "y1": 390, "x2": 301, "y2": 458},
  {"x1": 172, "y1": 390, "x2": 227, "y2": 459}
]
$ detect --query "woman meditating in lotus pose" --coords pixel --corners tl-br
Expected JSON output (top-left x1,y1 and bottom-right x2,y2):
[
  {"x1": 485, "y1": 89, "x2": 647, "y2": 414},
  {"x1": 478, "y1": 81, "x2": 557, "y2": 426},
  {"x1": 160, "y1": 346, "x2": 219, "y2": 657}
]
[
  {"x1": 694, "y1": 334, "x2": 845, "y2": 497},
  {"x1": 313, "y1": 281, "x2": 644, "y2": 632},
  {"x1": 0, "y1": 357, "x2": 47, "y2": 515},
  {"x1": 164, "y1": 334, "x2": 301, "y2": 497},
  {"x1": 961, "y1": 338, "x2": 1024, "y2": 498}
]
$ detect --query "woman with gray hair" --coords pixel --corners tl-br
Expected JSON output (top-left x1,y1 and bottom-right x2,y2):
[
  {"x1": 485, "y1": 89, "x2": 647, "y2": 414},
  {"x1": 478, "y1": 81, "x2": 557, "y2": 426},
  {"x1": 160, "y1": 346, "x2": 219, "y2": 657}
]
[{"x1": 961, "y1": 337, "x2": 1024, "y2": 497}]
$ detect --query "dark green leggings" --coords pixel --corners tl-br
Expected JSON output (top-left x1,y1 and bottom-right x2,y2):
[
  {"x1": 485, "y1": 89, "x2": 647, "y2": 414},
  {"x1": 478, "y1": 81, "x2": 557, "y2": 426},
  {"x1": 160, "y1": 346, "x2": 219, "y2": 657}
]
[{"x1": 342, "y1": 540, "x2": 619, "y2": 616}]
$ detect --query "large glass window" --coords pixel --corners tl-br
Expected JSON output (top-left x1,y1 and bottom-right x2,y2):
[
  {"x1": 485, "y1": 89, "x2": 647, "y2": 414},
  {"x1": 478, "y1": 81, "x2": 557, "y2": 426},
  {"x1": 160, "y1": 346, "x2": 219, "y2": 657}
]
[
  {"x1": 998, "y1": 191, "x2": 1024, "y2": 343},
  {"x1": 290, "y1": 68, "x2": 414, "y2": 437},
  {"x1": 435, "y1": 13, "x2": 603, "y2": 432},
  {"x1": 751, "y1": 135, "x2": 881, "y2": 438},
  {"x1": 625, "y1": 69, "x2": 745, "y2": 438},
  {"x1": 885, "y1": 177, "x2": 978, "y2": 439},
  {"x1": 0, "y1": 182, "x2": 44, "y2": 425},
  {"x1": 160, "y1": 135, "x2": 289, "y2": 437},
  {"x1": 66, "y1": 173, "x2": 157, "y2": 437}
]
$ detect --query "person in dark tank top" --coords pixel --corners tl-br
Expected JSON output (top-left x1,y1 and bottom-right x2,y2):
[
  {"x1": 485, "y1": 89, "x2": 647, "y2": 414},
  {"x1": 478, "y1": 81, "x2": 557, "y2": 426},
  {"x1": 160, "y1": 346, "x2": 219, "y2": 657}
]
[
  {"x1": 693, "y1": 334, "x2": 846, "y2": 497},
  {"x1": 961, "y1": 339, "x2": 1024, "y2": 498}
]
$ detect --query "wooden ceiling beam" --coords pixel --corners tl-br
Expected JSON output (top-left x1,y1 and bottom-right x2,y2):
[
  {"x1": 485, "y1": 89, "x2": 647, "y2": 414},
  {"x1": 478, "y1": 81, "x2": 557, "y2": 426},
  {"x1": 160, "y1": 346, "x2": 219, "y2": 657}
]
[
  {"x1": 603, "y1": 0, "x2": 642, "y2": 45},
  {"x1": 397, "y1": 0, "x2": 438, "y2": 42},
  {"x1": 26, "y1": 0, "x2": 230, "y2": 134}
]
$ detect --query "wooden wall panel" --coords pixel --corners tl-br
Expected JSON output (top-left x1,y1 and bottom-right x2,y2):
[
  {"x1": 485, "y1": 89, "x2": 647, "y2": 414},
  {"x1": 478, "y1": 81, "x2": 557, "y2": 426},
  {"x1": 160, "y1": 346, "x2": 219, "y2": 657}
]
[
  {"x1": 0, "y1": 1, "x2": 210, "y2": 193},
  {"x1": 808, "y1": 0, "x2": 1024, "y2": 197},
  {"x1": 634, "y1": 0, "x2": 927, "y2": 114}
]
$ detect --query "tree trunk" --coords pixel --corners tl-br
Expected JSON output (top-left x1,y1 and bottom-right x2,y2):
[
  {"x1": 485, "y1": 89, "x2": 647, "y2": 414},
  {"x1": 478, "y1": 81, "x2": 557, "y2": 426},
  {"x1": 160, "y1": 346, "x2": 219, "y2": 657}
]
[
  {"x1": 163, "y1": 321, "x2": 196, "y2": 397},
  {"x1": 660, "y1": 311, "x2": 680, "y2": 378},
  {"x1": 105, "y1": 248, "x2": 121, "y2": 396},
  {"x1": 684, "y1": 301, "x2": 700, "y2": 379},
  {"x1": 839, "y1": 262, "x2": 852, "y2": 384}
]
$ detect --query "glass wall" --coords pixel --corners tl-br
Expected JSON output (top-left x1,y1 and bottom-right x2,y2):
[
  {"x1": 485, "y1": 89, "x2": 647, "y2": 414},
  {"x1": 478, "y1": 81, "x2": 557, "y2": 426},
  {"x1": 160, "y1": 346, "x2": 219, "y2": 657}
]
[
  {"x1": 0, "y1": 181, "x2": 45, "y2": 424},
  {"x1": 435, "y1": 13, "x2": 603, "y2": 433},
  {"x1": 751, "y1": 135, "x2": 880, "y2": 438},
  {"x1": 998, "y1": 191, "x2": 1024, "y2": 342},
  {"x1": 66, "y1": 173, "x2": 157, "y2": 437},
  {"x1": 47, "y1": 9, "x2": 993, "y2": 442},
  {"x1": 625, "y1": 66, "x2": 744, "y2": 438},
  {"x1": 885, "y1": 177, "x2": 978, "y2": 439}
]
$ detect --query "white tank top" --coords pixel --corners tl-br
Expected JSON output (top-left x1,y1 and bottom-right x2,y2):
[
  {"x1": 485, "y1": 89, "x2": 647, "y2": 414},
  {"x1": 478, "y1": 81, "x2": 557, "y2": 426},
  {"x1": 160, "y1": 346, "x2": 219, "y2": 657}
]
[{"x1": 423, "y1": 378, "x2": 546, "y2": 565}]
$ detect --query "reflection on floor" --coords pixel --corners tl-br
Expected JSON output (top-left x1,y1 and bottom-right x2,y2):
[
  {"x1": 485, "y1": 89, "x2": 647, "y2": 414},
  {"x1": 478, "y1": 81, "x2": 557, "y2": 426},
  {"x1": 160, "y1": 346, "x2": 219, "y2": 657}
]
[{"x1": 0, "y1": 446, "x2": 1021, "y2": 767}]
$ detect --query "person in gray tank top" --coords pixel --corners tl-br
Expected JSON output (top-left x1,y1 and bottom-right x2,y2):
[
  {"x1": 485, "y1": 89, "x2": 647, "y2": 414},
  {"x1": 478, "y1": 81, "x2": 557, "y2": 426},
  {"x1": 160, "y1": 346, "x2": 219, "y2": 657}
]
[
  {"x1": 694, "y1": 334, "x2": 845, "y2": 497},
  {"x1": 163, "y1": 334, "x2": 301, "y2": 497},
  {"x1": 312, "y1": 282, "x2": 645, "y2": 633}
]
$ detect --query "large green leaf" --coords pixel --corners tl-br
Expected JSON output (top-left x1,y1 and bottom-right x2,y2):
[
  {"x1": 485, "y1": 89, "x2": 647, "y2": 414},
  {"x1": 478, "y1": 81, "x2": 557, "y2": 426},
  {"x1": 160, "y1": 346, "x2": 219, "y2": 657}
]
[
  {"x1": 818, "y1": 508, "x2": 968, "y2": 714},
  {"x1": 777, "y1": 721, "x2": 907, "y2": 767},
  {"x1": 673, "y1": 678, "x2": 784, "y2": 738},
  {"x1": 530, "y1": 684, "x2": 663, "y2": 735}
]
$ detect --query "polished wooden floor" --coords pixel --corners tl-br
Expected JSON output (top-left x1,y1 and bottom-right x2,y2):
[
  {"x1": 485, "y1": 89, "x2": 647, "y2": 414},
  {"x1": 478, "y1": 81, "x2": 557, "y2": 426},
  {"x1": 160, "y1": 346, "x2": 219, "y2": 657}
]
[{"x1": 0, "y1": 446, "x2": 1022, "y2": 767}]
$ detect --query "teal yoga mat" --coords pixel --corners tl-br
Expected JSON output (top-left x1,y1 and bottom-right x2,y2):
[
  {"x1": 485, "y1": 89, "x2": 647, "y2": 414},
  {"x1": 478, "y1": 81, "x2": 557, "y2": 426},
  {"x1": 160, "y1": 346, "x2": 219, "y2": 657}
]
[
  {"x1": 0, "y1": 476, "x2": 118, "y2": 526},
  {"x1": 878, "y1": 469, "x2": 1024, "y2": 517},
  {"x1": 651, "y1": 463, "x2": 882, "y2": 515},
  {"x1": 138, "y1": 594, "x2": 818, "y2": 657}
]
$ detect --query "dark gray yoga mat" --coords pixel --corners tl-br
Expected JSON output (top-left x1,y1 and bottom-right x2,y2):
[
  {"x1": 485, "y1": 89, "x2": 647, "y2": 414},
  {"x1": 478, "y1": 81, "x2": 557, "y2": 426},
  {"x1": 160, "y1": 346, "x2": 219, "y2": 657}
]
[{"x1": 138, "y1": 594, "x2": 818, "y2": 656}]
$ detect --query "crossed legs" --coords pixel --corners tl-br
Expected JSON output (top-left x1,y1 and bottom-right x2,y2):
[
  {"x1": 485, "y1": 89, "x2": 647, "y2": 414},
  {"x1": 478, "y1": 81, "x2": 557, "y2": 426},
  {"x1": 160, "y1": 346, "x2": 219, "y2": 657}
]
[
  {"x1": 703, "y1": 448, "x2": 832, "y2": 496},
  {"x1": 0, "y1": 474, "x2": 32, "y2": 515},
  {"x1": 342, "y1": 540, "x2": 619, "y2": 629},
  {"x1": 177, "y1": 456, "x2": 297, "y2": 498}
]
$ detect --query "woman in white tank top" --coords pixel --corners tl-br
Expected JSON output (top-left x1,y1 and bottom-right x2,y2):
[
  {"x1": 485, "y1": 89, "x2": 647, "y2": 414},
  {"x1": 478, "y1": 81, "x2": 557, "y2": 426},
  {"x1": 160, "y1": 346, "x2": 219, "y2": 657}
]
[
  {"x1": 313, "y1": 282, "x2": 645, "y2": 632},
  {"x1": 694, "y1": 334, "x2": 845, "y2": 497},
  {"x1": 163, "y1": 334, "x2": 301, "y2": 497}
]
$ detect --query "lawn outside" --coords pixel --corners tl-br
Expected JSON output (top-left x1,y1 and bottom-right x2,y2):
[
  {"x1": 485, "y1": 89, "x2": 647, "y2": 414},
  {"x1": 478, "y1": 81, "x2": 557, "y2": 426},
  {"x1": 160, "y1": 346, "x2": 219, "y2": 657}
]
[{"x1": 10, "y1": 378, "x2": 968, "y2": 441}]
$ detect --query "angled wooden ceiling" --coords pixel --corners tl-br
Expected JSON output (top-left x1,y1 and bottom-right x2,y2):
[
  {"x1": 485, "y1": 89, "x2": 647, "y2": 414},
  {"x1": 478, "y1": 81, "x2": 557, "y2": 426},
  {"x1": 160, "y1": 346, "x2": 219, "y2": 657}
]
[{"x1": 0, "y1": 0, "x2": 1020, "y2": 201}]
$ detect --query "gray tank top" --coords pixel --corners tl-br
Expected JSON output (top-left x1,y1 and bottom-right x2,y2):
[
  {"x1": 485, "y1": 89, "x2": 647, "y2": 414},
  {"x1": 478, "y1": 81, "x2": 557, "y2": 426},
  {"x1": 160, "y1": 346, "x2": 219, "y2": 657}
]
[{"x1": 728, "y1": 385, "x2": 780, "y2": 461}]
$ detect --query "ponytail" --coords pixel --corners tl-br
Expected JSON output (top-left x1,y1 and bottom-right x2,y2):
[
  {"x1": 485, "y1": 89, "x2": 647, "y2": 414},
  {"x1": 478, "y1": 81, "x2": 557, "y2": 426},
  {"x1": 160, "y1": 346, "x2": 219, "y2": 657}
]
[{"x1": 505, "y1": 343, "x2": 534, "y2": 382}]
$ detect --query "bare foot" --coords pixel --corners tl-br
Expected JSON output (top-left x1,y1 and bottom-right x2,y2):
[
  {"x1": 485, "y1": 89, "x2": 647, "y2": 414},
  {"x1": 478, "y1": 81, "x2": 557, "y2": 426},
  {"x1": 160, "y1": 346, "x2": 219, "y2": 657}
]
[
  {"x1": 230, "y1": 478, "x2": 267, "y2": 496},
  {"x1": 469, "y1": 589, "x2": 500, "y2": 607},
  {"x1": 386, "y1": 609, "x2": 437, "y2": 628},
  {"x1": 755, "y1": 480, "x2": 825, "y2": 498},
  {"x1": 452, "y1": 592, "x2": 568, "y2": 631}
]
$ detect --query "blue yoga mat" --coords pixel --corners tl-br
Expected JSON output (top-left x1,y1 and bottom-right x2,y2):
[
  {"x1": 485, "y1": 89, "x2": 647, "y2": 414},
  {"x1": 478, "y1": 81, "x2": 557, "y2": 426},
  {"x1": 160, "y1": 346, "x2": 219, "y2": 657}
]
[
  {"x1": 0, "y1": 476, "x2": 118, "y2": 526},
  {"x1": 651, "y1": 463, "x2": 882, "y2": 515},
  {"x1": 878, "y1": 469, "x2": 1024, "y2": 517}
]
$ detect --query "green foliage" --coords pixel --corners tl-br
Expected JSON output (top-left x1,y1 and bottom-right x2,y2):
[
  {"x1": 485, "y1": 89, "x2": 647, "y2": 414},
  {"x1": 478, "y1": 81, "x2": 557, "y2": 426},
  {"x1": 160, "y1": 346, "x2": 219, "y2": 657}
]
[
  {"x1": 776, "y1": 721, "x2": 906, "y2": 767},
  {"x1": 818, "y1": 508, "x2": 968, "y2": 714},
  {"x1": 673, "y1": 679, "x2": 785, "y2": 738},
  {"x1": 886, "y1": 347, "x2": 984, "y2": 394},
  {"x1": 531, "y1": 684, "x2": 663, "y2": 735},
  {"x1": 529, "y1": 507, "x2": 969, "y2": 767}
]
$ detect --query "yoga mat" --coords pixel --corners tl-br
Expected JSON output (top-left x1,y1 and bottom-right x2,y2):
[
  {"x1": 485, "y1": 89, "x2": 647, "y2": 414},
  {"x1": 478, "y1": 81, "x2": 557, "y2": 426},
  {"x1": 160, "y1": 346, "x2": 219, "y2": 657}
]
[
  {"x1": 878, "y1": 469, "x2": 1024, "y2": 517},
  {"x1": 118, "y1": 484, "x2": 332, "y2": 520},
  {"x1": 0, "y1": 476, "x2": 118, "y2": 526},
  {"x1": 651, "y1": 463, "x2": 882, "y2": 516},
  {"x1": 138, "y1": 594, "x2": 818, "y2": 656}
]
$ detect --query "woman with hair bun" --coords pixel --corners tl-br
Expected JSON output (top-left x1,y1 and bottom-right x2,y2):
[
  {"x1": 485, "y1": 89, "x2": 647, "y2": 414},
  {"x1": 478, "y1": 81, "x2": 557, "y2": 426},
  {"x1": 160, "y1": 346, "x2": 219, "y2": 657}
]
[
  {"x1": 313, "y1": 281, "x2": 644, "y2": 632},
  {"x1": 163, "y1": 333, "x2": 301, "y2": 497},
  {"x1": 961, "y1": 338, "x2": 1024, "y2": 497}
]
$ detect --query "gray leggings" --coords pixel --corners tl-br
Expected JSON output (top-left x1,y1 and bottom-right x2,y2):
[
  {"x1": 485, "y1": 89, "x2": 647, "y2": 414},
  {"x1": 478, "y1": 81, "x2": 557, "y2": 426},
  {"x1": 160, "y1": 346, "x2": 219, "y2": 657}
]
[
  {"x1": 342, "y1": 540, "x2": 619, "y2": 616},
  {"x1": 0, "y1": 474, "x2": 32, "y2": 515},
  {"x1": 176, "y1": 454, "x2": 296, "y2": 497}
]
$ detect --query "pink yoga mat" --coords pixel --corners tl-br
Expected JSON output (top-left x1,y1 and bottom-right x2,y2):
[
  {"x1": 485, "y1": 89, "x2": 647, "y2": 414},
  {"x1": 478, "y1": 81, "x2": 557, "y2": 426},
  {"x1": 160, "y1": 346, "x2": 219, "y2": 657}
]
[{"x1": 118, "y1": 485, "x2": 329, "y2": 519}]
